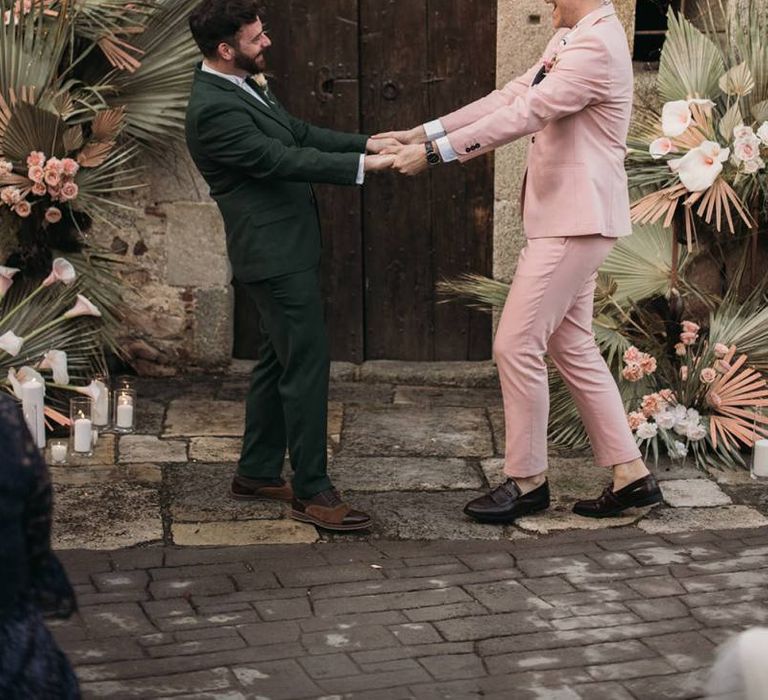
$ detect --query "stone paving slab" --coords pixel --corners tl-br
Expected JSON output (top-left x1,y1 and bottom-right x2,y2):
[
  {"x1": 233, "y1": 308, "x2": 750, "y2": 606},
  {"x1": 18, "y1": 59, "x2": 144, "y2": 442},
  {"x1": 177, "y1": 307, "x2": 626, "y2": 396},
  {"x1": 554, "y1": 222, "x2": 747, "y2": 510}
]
[
  {"x1": 332, "y1": 457, "x2": 484, "y2": 492},
  {"x1": 52, "y1": 527, "x2": 768, "y2": 699},
  {"x1": 164, "y1": 399, "x2": 244, "y2": 437}
]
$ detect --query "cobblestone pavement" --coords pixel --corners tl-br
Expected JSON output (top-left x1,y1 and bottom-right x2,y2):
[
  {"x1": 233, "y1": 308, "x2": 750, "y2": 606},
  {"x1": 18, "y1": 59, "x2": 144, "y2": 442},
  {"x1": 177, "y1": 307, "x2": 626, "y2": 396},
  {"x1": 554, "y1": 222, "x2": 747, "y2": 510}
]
[
  {"x1": 54, "y1": 526, "x2": 768, "y2": 699},
  {"x1": 48, "y1": 363, "x2": 768, "y2": 548}
]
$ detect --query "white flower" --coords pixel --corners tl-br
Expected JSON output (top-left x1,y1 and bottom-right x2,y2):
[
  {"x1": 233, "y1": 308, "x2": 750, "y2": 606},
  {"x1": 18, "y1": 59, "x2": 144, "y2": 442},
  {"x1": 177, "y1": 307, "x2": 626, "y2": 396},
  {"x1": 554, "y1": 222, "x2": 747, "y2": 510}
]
[
  {"x1": 42, "y1": 257, "x2": 77, "y2": 287},
  {"x1": 39, "y1": 349, "x2": 69, "y2": 385},
  {"x1": 655, "y1": 408, "x2": 677, "y2": 430},
  {"x1": 732, "y1": 134, "x2": 761, "y2": 163},
  {"x1": 650, "y1": 137, "x2": 675, "y2": 159},
  {"x1": 686, "y1": 422, "x2": 708, "y2": 441},
  {"x1": 74, "y1": 380, "x2": 105, "y2": 402},
  {"x1": 687, "y1": 98, "x2": 715, "y2": 108},
  {"x1": 757, "y1": 121, "x2": 768, "y2": 146},
  {"x1": 668, "y1": 440, "x2": 689, "y2": 459},
  {"x1": 743, "y1": 156, "x2": 765, "y2": 174},
  {"x1": 733, "y1": 123, "x2": 755, "y2": 141},
  {"x1": 0, "y1": 330, "x2": 24, "y2": 356},
  {"x1": 672, "y1": 140, "x2": 729, "y2": 192},
  {"x1": 636, "y1": 422, "x2": 659, "y2": 440},
  {"x1": 63, "y1": 294, "x2": 101, "y2": 319},
  {"x1": 662, "y1": 100, "x2": 692, "y2": 137}
]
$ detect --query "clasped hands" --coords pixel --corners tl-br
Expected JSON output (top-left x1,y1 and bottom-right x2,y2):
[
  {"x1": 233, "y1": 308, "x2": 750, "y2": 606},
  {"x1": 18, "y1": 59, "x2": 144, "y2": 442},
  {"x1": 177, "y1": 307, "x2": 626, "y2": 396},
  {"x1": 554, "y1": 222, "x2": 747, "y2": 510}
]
[{"x1": 363, "y1": 125, "x2": 432, "y2": 177}]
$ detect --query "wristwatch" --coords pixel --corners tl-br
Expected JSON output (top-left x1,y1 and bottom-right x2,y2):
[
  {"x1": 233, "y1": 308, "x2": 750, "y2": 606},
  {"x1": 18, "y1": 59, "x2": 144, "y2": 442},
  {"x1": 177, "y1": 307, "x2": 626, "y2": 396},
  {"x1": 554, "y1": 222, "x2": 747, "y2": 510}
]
[{"x1": 425, "y1": 141, "x2": 441, "y2": 166}]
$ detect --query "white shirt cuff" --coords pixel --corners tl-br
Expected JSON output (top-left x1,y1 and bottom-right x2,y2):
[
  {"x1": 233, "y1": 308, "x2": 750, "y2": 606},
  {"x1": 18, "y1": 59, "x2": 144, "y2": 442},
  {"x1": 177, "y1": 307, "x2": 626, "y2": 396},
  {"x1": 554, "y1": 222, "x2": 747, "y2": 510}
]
[
  {"x1": 435, "y1": 136, "x2": 458, "y2": 163},
  {"x1": 356, "y1": 154, "x2": 365, "y2": 185},
  {"x1": 423, "y1": 119, "x2": 446, "y2": 140}
]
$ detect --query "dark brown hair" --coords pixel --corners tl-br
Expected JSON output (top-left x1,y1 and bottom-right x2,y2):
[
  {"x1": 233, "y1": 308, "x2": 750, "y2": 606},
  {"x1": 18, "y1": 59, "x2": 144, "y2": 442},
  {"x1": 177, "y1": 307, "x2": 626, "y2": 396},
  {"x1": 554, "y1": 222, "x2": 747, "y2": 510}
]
[{"x1": 189, "y1": 0, "x2": 265, "y2": 58}]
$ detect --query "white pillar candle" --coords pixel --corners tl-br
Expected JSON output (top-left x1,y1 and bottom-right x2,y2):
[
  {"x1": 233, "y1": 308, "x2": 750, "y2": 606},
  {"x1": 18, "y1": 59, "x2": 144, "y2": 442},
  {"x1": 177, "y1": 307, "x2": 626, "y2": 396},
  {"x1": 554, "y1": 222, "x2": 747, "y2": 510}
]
[
  {"x1": 92, "y1": 380, "x2": 109, "y2": 426},
  {"x1": 21, "y1": 379, "x2": 46, "y2": 449},
  {"x1": 51, "y1": 443, "x2": 68, "y2": 464},
  {"x1": 116, "y1": 403, "x2": 134, "y2": 429},
  {"x1": 753, "y1": 439, "x2": 768, "y2": 478},
  {"x1": 73, "y1": 417, "x2": 92, "y2": 453}
]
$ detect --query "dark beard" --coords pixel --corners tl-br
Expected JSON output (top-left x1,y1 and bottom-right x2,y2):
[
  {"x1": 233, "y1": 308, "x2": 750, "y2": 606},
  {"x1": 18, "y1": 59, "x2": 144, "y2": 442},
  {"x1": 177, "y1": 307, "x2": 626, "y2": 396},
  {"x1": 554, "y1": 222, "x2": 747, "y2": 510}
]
[{"x1": 233, "y1": 49, "x2": 266, "y2": 75}]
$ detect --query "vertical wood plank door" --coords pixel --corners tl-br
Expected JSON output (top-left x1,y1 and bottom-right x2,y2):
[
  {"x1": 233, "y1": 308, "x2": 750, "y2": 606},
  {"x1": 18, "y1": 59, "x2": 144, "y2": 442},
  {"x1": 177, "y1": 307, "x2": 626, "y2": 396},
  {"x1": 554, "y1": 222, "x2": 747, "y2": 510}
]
[
  {"x1": 232, "y1": 1, "x2": 495, "y2": 362},
  {"x1": 259, "y1": 0, "x2": 365, "y2": 363},
  {"x1": 360, "y1": 0, "x2": 495, "y2": 360}
]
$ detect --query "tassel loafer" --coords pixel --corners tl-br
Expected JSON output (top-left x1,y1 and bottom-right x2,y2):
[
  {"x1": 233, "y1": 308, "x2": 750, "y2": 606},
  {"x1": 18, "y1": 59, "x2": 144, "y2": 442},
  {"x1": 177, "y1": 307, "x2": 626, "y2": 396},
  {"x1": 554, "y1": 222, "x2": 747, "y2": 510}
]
[
  {"x1": 464, "y1": 479, "x2": 550, "y2": 523},
  {"x1": 572, "y1": 474, "x2": 663, "y2": 518}
]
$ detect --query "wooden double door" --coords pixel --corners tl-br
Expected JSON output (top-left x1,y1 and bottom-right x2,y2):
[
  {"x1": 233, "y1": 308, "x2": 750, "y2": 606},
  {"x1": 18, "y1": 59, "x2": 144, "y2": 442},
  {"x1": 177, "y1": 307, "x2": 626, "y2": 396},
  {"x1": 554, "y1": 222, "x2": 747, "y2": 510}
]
[{"x1": 234, "y1": 0, "x2": 497, "y2": 362}]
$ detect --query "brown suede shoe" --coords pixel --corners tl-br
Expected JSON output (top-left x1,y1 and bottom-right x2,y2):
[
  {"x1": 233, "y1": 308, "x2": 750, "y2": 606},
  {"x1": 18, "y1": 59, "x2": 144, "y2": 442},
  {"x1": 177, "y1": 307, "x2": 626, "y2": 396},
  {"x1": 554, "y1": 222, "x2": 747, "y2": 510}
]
[
  {"x1": 291, "y1": 489, "x2": 372, "y2": 531},
  {"x1": 230, "y1": 475, "x2": 293, "y2": 503}
]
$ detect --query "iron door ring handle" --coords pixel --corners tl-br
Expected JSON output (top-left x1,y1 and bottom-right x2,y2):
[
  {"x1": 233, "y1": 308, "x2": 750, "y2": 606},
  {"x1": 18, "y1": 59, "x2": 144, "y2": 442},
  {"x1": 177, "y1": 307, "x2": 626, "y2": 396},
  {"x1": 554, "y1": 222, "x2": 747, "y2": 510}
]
[{"x1": 381, "y1": 81, "x2": 399, "y2": 100}]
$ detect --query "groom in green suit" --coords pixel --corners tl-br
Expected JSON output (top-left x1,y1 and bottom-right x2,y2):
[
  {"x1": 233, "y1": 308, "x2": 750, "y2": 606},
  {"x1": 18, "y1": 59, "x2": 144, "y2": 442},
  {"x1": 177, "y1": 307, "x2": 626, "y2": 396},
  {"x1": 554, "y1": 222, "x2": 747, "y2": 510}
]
[{"x1": 186, "y1": 0, "x2": 394, "y2": 531}]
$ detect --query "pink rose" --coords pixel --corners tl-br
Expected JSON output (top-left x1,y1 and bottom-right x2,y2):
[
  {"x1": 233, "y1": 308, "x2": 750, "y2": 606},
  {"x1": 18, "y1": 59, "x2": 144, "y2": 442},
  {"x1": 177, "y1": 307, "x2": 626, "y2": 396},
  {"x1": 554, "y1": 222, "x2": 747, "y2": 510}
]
[
  {"x1": 61, "y1": 158, "x2": 79, "y2": 177},
  {"x1": 44, "y1": 156, "x2": 63, "y2": 174},
  {"x1": 621, "y1": 362, "x2": 644, "y2": 382},
  {"x1": 45, "y1": 206, "x2": 62, "y2": 224},
  {"x1": 623, "y1": 346, "x2": 641, "y2": 363},
  {"x1": 641, "y1": 393, "x2": 664, "y2": 418},
  {"x1": 681, "y1": 321, "x2": 700, "y2": 334},
  {"x1": 674, "y1": 342, "x2": 687, "y2": 356},
  {"x1": 733, "y1": 124, "x2": 754, "y2": 141},
  {"x1": 31, "y1": 182, "x2": 46, "y2": 196},
  {"x1": 700, "y1": 368, "x2": 717, "y2": 384},
  {"x1": 26, "y1": 151, "x2": 46, "y2": 168},
  {"x1": 680, "y1": 366, "x2": 689, "y2": 381},
  {"x1": 715, "y1": 359, "x2": 732, "y2": 374},
  {"x1": 639, "y1": 354, "x2": 657, "y2": 374},
  {"x1": 44, "y1": 169, "x2": 60, "y2": 187},
  {"x1": 627, "y1": 411, "x2": 647, "y2": 432},
  {"x1": 47, "y1": 184, "x2": 61, "y2": 201},
  {"x1": 13, "y1": 200, "x2": 31, "y2": 217},
  {"x1": 60, "y1": 181, "x2": 79, "y2": 201},
  {"x1": 1, "y1": 187, "x2": 22, "y2": 205},
  {"x1": 27, "y1": 165, "x2": 44, "y2": 183},
  {"x1": 680, "y1": 331, "x2": 698, "y2": 346},
  {"x1": 733, "y1": 137, "x2": 760, "y2": 163},
  {"x1": 713, "y1": 343, "x2": 729, "y2": 358}
]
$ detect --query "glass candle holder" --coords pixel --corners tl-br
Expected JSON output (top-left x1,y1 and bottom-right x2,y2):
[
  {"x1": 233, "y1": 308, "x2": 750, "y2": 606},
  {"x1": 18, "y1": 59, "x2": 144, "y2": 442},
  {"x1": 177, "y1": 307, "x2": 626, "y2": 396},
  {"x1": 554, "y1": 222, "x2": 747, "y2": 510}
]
[
  {"x1": 91, "y1": 373, "x2": 111, "y2": 428},
  {"x1": 70, "y1": 397, "x2": 93, "y2": 456},
  {"x1": 115, "y1": 375, "x2": 135, "y2": 391},
  {"x1": 114, "y1": 388, "x2": 135, "y2": 433},
  {"x1": 49, "y1": 439, "x2": 68, "y2": 465},
  {"x1": 751, "y1": 438, "x2": 768, "y2": 480}
]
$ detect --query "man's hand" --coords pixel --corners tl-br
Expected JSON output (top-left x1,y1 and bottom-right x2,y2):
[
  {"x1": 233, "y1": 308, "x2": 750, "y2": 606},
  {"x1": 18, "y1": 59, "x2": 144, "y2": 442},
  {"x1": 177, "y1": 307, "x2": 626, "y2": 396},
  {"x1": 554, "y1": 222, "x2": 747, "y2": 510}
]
[
  {"x1": 364, "y1": 154, "x2": 396, "y2": 173},
  {"x1": 366, "y1": 137, "x2": 402, "y2": 154},
  {"x1": 392, "y1": 143, "x2": 429, "y2": 176},
  {"x1": 371, "y1": 125, "x2": 427, "y2": 146}
]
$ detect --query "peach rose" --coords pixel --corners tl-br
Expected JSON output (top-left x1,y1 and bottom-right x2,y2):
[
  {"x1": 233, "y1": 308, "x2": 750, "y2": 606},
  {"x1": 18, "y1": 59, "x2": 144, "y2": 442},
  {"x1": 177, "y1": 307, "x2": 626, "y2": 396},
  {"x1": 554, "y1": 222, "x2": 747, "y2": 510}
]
[
  {"x1": 47, "y1": 184, "x2": 61, "y2": 200},
  {"x1": 627, "y1": 411, "x2": 647, "y2": 431},
  {"x1": 639, "y1": 354, "x2": 657, "y2": 374},
  {"x1": 713, "y1": 343, "x2": 729, "y2": 358},
  {"x1": 31, "y1": 182, "x2": 46, "y2": 196},
  {"x1": 674, "y1": 342, "x2": 687, "y2": 356},
  {"x1": 45, "y1": 206, "x2": 62, "y2": 224},
  {"x1": 621, "y1": 362, "x2": 644, "y2": 382},
  {"x1": 700, "y1": 367, "x2": 718, "y2": 384},
  {"x1": 681, "y1": 320, "x2": 700, "y2": 334},
  {"x1": 659, "y1": 389, "x2": 676, "y2": 403},
  {"x1": 61, "y1": 158, "x2": 79, "y2": 177},
  {"x1": 715, "y1": 359, "x2": 732, "y2": 374},
  {"x1": 26, "y1": 151, "x2": 46, "y2": 168},
  {"x1": 706, "y1": 391, "x2": 722, "y2": 408},
  {"x1": 44, "y1": 156, "x2": 63, "y2": 174},
  {"x1": 641, "y1": 393, "x2": 665, "y2": 418},
  {"x1": 13, "y1": 200, "x2": 31, "y2": 217},
  {"x1": 1, "y1": 187, "x2": 22, "y2": 205},
  {"x1": 680, "y1": 331, "x2": 698, "y2": 346},
  {"x1": 60, "y1": 181, "x2": 79, "y2": 201},
  {"x1": 623, "y1": 346, "x2": 641, "y2": 363},
  {"x1": 27, "y1": 165, "x2": 44, "y2": 183},
  {"x1": 44, "y1": 169, "x2": 60, "y2": 187}
]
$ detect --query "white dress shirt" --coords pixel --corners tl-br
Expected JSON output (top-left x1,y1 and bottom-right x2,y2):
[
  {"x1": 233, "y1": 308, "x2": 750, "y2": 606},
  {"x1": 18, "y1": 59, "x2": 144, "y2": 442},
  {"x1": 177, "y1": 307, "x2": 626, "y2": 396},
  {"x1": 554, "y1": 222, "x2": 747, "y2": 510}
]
[{"x1": 201, "y1": 61, "x2": 366, "y2": 184}]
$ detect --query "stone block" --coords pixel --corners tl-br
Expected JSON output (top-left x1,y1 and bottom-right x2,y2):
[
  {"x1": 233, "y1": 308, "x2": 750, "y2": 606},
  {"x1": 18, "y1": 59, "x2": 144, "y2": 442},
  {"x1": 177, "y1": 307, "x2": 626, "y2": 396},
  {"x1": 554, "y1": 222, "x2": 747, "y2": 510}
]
[
  {"x1": 331, "y1": 456, "x2": 483, "y2": 492},
  {"x1": 165, "y1": 399, "x2": 244, "y2": 437},
  {"x1": 172, "y1": 520, "x2": 317, "y2": 546},
  {"x1": 661, "y1": 479, "x2": 733, "y2": 508},
  {"x1": 192, "y1": 286, "x2": 234, "y2": 368},
  {"x1": 639, "y1": 505, "x2": 768, "y2": 534},
  {"x1": 119, "y1": 435, "x2": 188, "y2": 463},
  {"x1": 393, "y1": 386, "x2": 502, "y2": 407},
  {"x1": 358, "y1": 361, "x2": 499, "y2": 388},
  {"x1": 165, "y1": 202, "x2": 229, "y2": 288},
  {"x1": 189, "y1": 437, "x2": 243, "y2": 462}
]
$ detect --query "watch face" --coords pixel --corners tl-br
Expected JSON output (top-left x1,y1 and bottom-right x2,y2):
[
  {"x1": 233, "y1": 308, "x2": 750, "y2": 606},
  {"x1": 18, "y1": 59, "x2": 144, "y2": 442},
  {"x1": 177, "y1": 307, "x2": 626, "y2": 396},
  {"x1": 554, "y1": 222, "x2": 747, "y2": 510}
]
[{"x1": 427, "y1": 152, "x2": 440, "y2": 165}]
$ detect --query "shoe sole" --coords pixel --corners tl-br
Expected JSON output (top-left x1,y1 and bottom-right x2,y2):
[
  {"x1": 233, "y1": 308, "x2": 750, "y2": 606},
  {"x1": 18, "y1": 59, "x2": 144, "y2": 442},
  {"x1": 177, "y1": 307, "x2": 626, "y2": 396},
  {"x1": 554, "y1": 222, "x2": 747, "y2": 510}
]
[
  {"x1": 290, "y1": 510, "x2": 373, "y2": 531},
  {"x1": 463, "y1": 501, "x2": 550, "y2": 524},
  {"x1": 229, "y1": 489, "x2": 292, "y2": 503},
  {"x1": 573, "y1": 492, "x2": 663, "y2": 519}
]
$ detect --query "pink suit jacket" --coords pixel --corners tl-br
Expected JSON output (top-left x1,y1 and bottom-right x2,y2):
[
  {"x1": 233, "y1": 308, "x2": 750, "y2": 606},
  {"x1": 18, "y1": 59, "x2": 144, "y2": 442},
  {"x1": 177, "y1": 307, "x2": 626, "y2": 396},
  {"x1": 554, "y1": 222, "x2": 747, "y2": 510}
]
[{"x1": 441, "y1": 5, "x2": 634, "y2": 239}]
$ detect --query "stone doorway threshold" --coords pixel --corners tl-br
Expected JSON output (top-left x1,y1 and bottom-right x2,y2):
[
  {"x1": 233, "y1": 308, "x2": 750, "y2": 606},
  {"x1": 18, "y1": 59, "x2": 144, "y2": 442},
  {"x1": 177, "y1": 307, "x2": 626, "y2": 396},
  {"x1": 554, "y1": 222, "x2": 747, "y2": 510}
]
[{"x1": 50, "y1": 364, "x2": 768, "y2": 550}]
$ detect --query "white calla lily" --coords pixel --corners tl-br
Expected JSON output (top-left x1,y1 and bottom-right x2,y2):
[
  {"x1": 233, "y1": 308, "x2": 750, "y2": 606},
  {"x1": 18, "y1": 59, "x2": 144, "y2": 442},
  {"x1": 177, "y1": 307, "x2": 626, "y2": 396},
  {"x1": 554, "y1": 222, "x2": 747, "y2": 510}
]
[
  {"x1": 63, "y1": 294, "x2": 101, "y2": 319},
  {"x1": 661, "y1": 100, "x2": 692, "y2": 137},
  {"x1": 39, "y1": 349, "x2": 69, "y2": 385},
  {"x1": 650, "y1": 137, "x2": 674, "y2": 159},
  {"x1": 671, "y1": 140, "x2": 730, "y2": 192},
  {"x1": 0, "y1": 330, "x2": 24, "y2": 356},
  {"x1": 42, "y1": 257, "x2": 77, "y2": 287},
  {"x1": 0, "y1": 266, "x2": 20, "y2": 298}
]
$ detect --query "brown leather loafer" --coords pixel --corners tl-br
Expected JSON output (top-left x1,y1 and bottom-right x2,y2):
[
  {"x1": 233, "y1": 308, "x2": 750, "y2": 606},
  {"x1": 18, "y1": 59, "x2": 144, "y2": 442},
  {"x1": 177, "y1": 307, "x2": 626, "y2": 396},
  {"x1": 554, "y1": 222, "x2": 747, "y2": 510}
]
[
  {"x1": 291, "y1": 489, "x2": 372, "y2": 531},
  {"x1": 230, "y1": 475, "x2": 293, "y2": 503},
  {"x1": 572, "y1": 474, "x2": 663, "y2": 518},
  {"x1": 464, "y1": 479, "x2": 550, "y2": 523}
]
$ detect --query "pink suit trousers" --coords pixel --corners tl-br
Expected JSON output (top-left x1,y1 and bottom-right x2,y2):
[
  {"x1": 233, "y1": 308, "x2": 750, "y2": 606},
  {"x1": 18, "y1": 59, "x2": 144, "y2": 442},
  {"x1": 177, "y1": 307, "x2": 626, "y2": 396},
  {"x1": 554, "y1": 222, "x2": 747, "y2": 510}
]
[{"x1": 494, "y1": 235, "x2": 641, "y2": 477}]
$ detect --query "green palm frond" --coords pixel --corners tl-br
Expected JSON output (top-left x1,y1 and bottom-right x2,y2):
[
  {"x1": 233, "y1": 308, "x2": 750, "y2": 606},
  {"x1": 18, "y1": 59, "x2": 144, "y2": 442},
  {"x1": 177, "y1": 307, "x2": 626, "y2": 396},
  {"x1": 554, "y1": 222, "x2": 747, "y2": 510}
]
[
  {"x1": 102, "y1": 0, "x2": 199, "y2": 149},
  {"x1": 436, "y1": 274, "x2": 509, "y2": 312},
  {"x1": 709, "y1": 287, "x2": 768, "y2": 374},
  {"x1": 657, "y1": 8, "x2": 725, "y2": 102},
  {"x1": 1, "y1": 100, "x2": 66, "y2": 160}
]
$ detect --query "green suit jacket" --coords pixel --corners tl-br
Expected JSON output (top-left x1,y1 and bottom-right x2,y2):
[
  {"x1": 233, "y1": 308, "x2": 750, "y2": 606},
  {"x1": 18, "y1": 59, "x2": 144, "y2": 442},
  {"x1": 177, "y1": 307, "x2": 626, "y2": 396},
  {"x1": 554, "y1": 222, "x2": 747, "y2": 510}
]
[{"x1": 185, "y1": 64, "x2": 368, "y2": 282}]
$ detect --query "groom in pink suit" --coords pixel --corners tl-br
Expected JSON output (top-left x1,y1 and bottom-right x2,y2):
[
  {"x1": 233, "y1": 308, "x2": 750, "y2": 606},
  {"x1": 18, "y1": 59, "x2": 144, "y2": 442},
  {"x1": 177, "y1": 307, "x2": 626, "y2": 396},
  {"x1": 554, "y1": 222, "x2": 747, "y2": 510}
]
[{"x1": 379, "y1": 0, "x2": 663, "y2": 521}]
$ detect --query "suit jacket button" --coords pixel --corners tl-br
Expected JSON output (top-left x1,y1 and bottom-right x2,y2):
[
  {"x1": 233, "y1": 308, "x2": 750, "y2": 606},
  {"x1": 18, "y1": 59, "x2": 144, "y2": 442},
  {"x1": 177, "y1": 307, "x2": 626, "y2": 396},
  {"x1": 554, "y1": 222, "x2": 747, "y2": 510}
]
[
  {"x1": 474, "y1": 143, "x2": 480, "y2": 148},
  {"x1": 465, "y1": 147, "x2": 471, "y2": 153},
  {"x1": 531, "y1": 136, "x2": 536, "y2": 143}
]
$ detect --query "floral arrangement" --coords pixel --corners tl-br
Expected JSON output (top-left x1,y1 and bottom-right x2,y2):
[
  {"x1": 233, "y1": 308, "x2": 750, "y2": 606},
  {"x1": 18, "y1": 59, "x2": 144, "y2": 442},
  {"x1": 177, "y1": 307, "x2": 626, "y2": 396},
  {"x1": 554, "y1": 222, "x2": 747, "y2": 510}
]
[{"x1": 627, "y1": 6, "x2": 767, "y2": 248}]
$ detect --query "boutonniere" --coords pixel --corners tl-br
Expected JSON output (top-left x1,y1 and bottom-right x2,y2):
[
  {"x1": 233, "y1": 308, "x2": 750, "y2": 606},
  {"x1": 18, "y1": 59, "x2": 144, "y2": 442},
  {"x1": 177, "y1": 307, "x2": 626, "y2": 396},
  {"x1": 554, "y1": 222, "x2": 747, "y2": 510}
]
[
  {"x1": 253, "y1": 72, "x2": 268, "y2": 89},
  {"x1": 543, "y1": 54, "x2": 560, "y2": 77}
]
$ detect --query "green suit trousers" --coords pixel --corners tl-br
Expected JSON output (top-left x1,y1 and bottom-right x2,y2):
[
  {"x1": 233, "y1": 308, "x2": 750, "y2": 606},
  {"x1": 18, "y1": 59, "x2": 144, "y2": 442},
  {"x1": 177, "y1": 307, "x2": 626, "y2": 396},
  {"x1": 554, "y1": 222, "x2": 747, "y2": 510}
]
[{"x1": 237, "y1": 267, "x2": 332, "y2": 499}]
